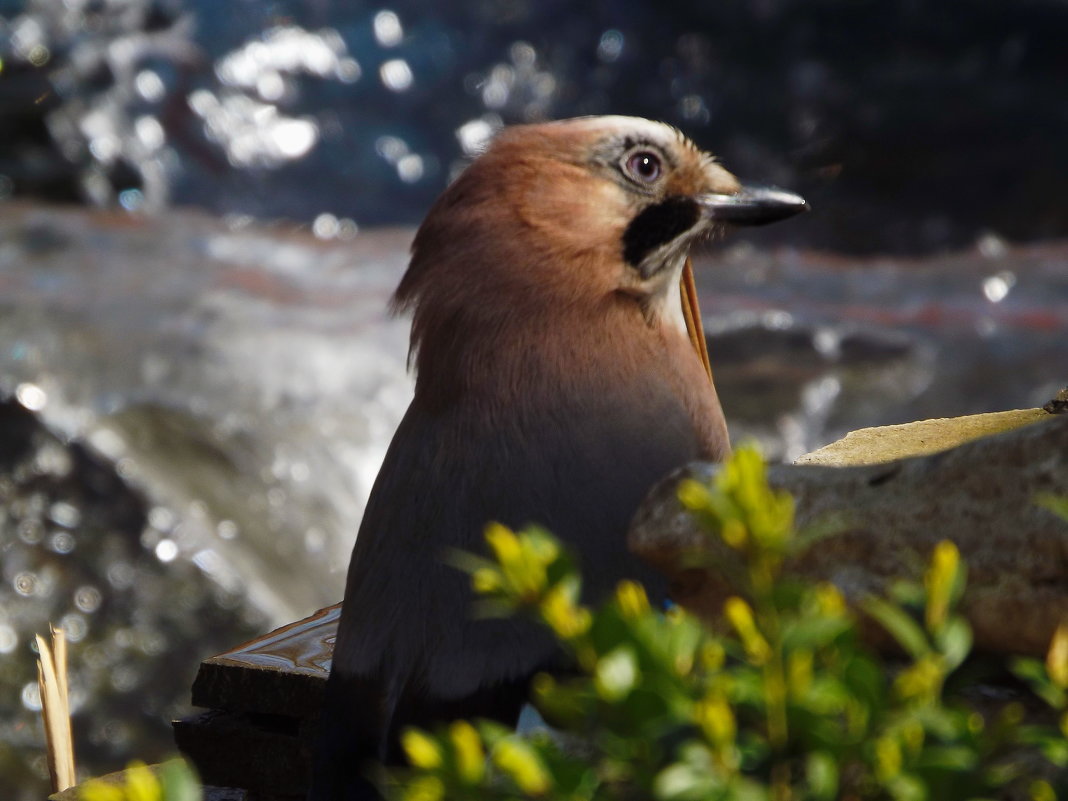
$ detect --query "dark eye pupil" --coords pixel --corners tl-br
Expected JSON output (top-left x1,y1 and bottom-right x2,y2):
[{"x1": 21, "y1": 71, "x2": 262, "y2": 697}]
[{"x1": 627, "y1": 151, "x2": 661, "y2": 182}]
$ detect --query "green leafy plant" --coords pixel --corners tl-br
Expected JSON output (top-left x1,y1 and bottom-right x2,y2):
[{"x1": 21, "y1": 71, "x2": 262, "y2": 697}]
[
  {"x1": 79, "y1": 759, "x2": 200, "y2": 801},
  {"x1": 390, "y1": 445, "x2": 1068, "y2": 801}
]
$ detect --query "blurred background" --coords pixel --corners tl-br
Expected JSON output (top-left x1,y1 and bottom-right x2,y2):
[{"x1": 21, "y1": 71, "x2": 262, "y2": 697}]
[
  {"x1": 3, "y1": 0, "x2": 1068, "y2": 249},
  {"x1": 1, "y1": 1, "x2": 1066, "y2": 797}
]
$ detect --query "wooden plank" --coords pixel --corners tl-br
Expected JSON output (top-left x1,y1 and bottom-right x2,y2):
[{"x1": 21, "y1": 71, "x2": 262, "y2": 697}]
[{"x1": 190, "y1": 604, "x2": 338, "y2": 718}]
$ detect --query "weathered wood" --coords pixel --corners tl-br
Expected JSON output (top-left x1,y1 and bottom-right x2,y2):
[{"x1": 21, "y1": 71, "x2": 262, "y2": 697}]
[
  {"x1": 175, "y1": 605, "x2": 338, "y2": 799},
  {"x1": 191, "y1": 604, "x2": 337, "y2": 716}
]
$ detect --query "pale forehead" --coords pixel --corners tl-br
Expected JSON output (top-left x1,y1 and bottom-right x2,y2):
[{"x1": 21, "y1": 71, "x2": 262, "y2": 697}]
[{"x1": 556, "y1": 115, "x2": 684, "y2": 147}]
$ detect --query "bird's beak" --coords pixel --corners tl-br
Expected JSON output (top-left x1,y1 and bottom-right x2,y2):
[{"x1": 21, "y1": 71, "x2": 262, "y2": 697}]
[{"x1": 698, "y1": 186, "x2": 809, "y2": 227}]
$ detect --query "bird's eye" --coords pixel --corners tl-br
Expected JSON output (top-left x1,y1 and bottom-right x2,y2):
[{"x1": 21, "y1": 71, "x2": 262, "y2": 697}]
[{"x1": 624, "y1": 151, "x2": 663, "y2": 184}]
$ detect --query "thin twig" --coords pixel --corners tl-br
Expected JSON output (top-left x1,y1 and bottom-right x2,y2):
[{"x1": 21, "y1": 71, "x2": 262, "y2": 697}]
[
  {"x1": 680, "y1": 257, "x2": 713, "y2": 382},
  {"x1": 36, "y1": 626, "x2": 76, "y2": 792}
]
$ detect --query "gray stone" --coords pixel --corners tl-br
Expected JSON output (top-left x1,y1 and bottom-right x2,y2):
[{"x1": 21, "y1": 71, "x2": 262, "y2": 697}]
[{"x1": 630, "y1": 411, "x2": 1068, "y2": 656}]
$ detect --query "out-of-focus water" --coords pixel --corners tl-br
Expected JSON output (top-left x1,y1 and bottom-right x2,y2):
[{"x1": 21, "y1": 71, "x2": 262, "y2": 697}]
[
  {"x1": 1, "y1": 0, "x2": 1067, "y2": 797},
  {"x1": 2, "y1": 0, "x2": 1067, "y2": 251},
  {"x1": 694, "y1": 243, "x2": 1068, "y2": 459},
  {"x1": 0, "y1": 396, "x2": 265, "y2": 796},
  {"x1": 0, "y1": 206, "x2": 413, "y2": 796}
]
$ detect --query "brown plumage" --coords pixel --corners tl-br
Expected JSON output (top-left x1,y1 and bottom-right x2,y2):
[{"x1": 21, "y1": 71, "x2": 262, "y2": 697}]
[{"x1": 311, "y1": 116, "x2": 806, "y2": 801}]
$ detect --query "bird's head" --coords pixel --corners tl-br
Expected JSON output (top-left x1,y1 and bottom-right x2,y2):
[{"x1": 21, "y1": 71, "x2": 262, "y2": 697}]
[
  {"x1": 489, "y1": 116, "x2": 806, "y2": 297},
  {"x1": 396, "y1": 116, "x2": 806, "y2": 383}
]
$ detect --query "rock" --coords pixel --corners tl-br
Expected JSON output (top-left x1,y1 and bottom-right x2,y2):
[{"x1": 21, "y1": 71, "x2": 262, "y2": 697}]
[
  {"x1": 629, "y1": 411, "x2": 1068, "y2": 656},
  {"x1": 1045, "y1": 387, "x2": 1068, "y2": 415}
]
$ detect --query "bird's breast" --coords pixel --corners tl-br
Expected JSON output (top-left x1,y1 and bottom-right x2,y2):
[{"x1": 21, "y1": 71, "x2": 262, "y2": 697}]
[{"x1": 429, "y1": 300, "x2": 728, "y2": 463}]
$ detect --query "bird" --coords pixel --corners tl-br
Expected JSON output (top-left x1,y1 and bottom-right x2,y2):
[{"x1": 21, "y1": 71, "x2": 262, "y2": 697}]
[{"x1": 310, "y1": 115, "x2": 807, "y2": 801}]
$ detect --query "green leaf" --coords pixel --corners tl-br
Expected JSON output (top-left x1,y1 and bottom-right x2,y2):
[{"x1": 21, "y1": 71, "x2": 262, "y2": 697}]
[
  {"x1": 791, "y1": 512, "x2": 850, "y2": 554},
  {"x1": 653, "y1": 762, "x2": 719, "y2": 801},
  {"x1": 888, "y1": 579, "x2": 926, "y2": 608},
  {"x1": 1010, "y1": 657, "x2": 1047, "y2": 684},
  {"x1": 1036, "y1": 493, "x2": 1068, "y2": 523},
  {"x1": 912, "y1": 704, "x2": 965, "y2": 740},
  {"x1": 800, "y1": 677, "x2": 854, "y2": 716},
  {"x1": 595, "y1": 646, "x2": 639, "y2": 701},
  {"x1": 914, "y1": 745, "x2": 978, "y2": 771},
  {"x1": 842, "y1": 654, "x2": 886, "y2": 710},
  {"x1": 474, "y1": 720, "x2": 513, "y2": 746},
  {"x1": 158, "y1": 760, "x2": 201, "y2": 801},
  {"x1": 588, "y1": 607, "x2": 634, "y2": 654},
  {"x1": 863, "y1": 596, "x2": 930, "y2": 660},
  {"x1": 1038, "y1": 736, "x2": 1068, "y2": 767},
  {"x1": 886, "y1": 773, "x2": 926, "y2": 801},
  {"x1": 654, "y1": 763, "x2": 697, "y2": 801},
  {"x1": 805, "y1": 751, "x2": 838, "y2": 800},
  {"x1": 1010, "y1": 658, "x2": 1067, "y2": 709},
  {"x1": 444, "y1": 548, "x2": 496, "y2": 578},
  {"x1": 782, "y1": 616, "x2": 853, "y2": 650},
  {"x1": 934, "y1": 617, "x2": 972, "y2": 672},
  {"x1": 531, "y1": 674, "x2": 593, "y2": 728},
  {"x1": 622, "y1": 686, "x2": 676, "y2": 728}
]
